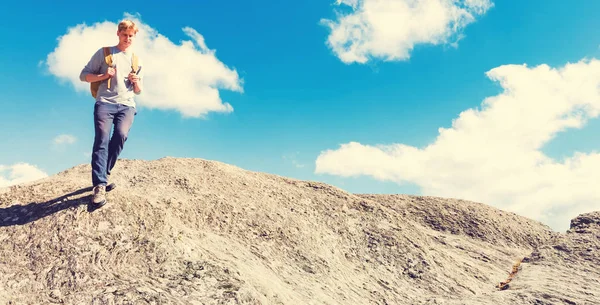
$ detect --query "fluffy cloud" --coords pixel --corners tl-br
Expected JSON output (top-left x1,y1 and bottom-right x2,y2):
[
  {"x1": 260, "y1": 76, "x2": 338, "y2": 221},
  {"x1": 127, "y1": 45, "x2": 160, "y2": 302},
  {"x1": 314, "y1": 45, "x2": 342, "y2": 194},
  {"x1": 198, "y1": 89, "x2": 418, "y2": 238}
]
[
  {"x1": 45, "y1": 13, "x2": 243, "y2": 118},
  {"x1": 53, "y1": 134, "x2": 76, "y2": 145},
  {"x1": 321, "y1": 0, "x2": 493, "y2": 64},
  {"x1": 0, "y1": 163, "x2": 48, "y2": 188},
  {"x1": 315, "y1": 58, "x2": 600, "y2": 231}
]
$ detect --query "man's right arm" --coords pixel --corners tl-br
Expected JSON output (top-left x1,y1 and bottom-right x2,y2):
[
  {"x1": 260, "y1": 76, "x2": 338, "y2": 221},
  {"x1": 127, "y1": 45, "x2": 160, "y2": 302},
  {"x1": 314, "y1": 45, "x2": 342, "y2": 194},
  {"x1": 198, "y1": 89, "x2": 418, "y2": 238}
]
[
  {"x1": 84, "y1": 73, "x2": 110, "y2": 83},
  {"x1": 80, "y1": 48, "x2": 107, "y2": 83}
]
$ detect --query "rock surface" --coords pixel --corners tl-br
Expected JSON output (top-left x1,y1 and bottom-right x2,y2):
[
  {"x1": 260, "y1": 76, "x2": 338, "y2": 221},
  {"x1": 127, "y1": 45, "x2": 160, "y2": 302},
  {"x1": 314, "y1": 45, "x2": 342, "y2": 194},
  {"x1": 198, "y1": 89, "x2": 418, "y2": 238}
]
[{"x1": 0, "y1": 157, "x2": 597, "y2": 304}]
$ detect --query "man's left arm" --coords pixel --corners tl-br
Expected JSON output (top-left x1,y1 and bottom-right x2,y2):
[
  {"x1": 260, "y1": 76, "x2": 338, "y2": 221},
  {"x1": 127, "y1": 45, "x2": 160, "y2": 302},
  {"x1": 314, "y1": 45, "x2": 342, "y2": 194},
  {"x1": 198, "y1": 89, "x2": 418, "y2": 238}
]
[
  {"x1": 130, "y1": 59, "x2": 143, "y2": 94},
  {"x1": 133, "y1": 72, "x2": 142, "y2": 94}
]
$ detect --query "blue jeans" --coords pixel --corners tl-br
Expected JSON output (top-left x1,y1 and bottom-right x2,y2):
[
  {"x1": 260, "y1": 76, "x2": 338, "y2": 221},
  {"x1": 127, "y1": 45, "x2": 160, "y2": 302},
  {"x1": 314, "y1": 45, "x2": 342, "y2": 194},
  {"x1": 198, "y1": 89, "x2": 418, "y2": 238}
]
[{"x1": 91, "y1": 101, "x2": 136, "y2": 187}]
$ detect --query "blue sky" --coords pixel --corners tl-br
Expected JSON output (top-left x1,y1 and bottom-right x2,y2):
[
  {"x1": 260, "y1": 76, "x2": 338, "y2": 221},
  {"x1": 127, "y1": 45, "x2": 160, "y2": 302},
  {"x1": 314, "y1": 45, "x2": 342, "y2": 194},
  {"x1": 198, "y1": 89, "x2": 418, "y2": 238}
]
[{"x1": 1, "y1": 0, "x2": 600, "y2": 231}]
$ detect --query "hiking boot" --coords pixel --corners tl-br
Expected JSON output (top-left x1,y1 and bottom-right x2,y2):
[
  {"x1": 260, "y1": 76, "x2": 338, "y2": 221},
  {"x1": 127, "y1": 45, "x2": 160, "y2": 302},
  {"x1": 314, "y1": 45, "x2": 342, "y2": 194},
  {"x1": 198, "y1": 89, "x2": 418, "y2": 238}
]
[
  {"x1": 92, "y1": 185, "x2": 106, "y2": 207},
  {"x1": 106, "y1": 182, "x2": 116, "y2": 192}
]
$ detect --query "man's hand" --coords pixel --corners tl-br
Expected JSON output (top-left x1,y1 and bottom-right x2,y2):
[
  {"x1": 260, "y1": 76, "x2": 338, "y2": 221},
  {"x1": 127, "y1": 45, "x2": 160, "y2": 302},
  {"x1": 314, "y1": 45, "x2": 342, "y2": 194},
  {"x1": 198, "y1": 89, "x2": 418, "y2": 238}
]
[
  {"x1": 106, "y1": 67, "x2": 116, "y2": 79},
  {"x1": 128, "y1": 72, "x2": 139, "y2": 84},
  {"x1": 128, "y1": 72, "x2": 142, "y2": 94}
]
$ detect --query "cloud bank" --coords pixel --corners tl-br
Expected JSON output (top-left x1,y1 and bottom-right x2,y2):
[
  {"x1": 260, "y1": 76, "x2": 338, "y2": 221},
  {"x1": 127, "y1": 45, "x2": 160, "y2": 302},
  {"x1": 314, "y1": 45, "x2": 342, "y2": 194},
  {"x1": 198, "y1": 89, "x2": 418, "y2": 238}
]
[
  {"x1": 0, "y1": 163, "x2": 48, "y2": 188},
  {"x1": 321, "y1": 0, "x2": 493, "y2": 63},
  {"x1": 315, "y1": 58, "x2": 600, "y2": 231},
  {"x1": 45, "y1": 13, "x2": 243, "y2": 118}
]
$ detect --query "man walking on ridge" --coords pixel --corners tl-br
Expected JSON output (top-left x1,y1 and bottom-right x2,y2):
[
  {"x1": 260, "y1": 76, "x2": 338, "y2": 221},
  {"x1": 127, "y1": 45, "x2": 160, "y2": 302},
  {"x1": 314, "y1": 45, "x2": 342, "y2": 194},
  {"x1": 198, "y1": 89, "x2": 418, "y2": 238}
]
[{"x1": 79, "y1": 19, "x2": 144, "y2": 208}]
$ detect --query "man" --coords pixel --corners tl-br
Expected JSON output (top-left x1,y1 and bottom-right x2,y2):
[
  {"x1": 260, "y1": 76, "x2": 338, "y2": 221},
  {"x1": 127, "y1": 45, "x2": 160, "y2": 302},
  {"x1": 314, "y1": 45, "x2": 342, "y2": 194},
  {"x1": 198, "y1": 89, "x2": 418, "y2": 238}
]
[{"x1": 79, "y1": 19, "x2": 144, "y2": 207}]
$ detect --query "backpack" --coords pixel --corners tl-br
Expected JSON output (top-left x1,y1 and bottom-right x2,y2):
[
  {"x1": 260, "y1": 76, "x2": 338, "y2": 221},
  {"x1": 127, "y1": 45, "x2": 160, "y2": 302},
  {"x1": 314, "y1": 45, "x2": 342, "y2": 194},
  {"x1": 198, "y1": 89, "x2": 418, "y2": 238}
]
[{"x1": 90, "y1": 47, "x2": 140, "y2": 98}]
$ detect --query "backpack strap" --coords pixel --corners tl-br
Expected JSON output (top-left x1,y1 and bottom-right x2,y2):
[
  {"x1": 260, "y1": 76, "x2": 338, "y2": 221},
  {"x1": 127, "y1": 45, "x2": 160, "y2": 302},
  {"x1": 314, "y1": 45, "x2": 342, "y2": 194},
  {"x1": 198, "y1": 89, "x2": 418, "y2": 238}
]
[
  {"x1": 103, "y1": 47, "x2": 113, "y2": 89},
  {"x1": 131, "y1": 53, "x2": 139, "y2": 74}
]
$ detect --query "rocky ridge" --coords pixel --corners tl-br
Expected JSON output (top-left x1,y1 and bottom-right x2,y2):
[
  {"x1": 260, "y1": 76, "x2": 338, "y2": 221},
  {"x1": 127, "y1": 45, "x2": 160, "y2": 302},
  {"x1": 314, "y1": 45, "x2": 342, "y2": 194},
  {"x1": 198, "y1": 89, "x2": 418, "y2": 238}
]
[{"x1": 0, "y1": 157, "x2": 597, "y2": 304}]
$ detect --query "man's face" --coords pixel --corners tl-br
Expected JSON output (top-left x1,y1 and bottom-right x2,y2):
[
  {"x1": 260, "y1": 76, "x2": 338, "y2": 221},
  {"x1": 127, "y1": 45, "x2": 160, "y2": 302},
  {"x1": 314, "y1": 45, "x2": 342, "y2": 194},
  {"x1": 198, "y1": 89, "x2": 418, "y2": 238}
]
[{"x1": 117, "y1": 29, "x2": 136, "y2": 47}]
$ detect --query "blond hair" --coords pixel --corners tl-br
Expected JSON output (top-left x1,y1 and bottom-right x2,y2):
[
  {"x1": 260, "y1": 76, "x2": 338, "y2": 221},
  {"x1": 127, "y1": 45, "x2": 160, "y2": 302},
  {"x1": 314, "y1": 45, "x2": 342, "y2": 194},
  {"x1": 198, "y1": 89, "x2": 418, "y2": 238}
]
[{"x1": 118, "y1": 19, "x2": 138, "y2": 33}]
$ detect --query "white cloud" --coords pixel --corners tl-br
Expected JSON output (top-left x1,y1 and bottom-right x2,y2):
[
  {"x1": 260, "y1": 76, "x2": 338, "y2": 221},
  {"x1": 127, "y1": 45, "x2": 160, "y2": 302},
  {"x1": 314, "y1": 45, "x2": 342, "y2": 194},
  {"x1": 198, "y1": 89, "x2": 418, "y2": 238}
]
[
  {"x1": 45, "y1": 13, "x2": 243, "y2": 118},
  {"x1": 283, "y1": 152, "x2": 306, "y2": 168},
  {"x1": 321, "y1": 0, "x2": 493, "y2": 64},
  {"x1": 0, "y1": 163, "x2": 48, "y2": 188},
  {"x1": 53, "y1": 134, "x2": 76, "y2": 145},
  {"x1": 315, "y1": 58, "x2": 600, "y2": 231}
]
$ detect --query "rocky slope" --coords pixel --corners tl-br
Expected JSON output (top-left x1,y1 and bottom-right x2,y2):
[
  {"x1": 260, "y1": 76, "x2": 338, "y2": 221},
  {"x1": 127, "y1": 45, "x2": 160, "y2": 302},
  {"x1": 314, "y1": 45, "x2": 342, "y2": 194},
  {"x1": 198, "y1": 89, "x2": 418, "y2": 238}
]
[{"x1": 0, "y1": 157, "x2": 597, "y2": 304}]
